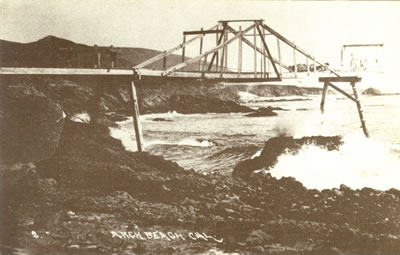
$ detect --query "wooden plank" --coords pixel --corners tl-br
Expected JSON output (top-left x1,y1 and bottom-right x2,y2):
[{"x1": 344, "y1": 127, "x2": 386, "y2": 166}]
[
  {"x1": 313, "y1": 58, "x2": 316, "y2": 76},
  {"x1": 207, "y1": 25, "x2": 225, "y2": 71},
  {"x1": 277, "y1": 38, "x2": 282, "y2": 75},
  {"x1": 216, "y1": 26, "x2": 219, "y2": 71},
  {"x1": 183, "y1": 29, "x2": 223, "y2": 35},
  {"x1": 164, "y1": 22, "x2": 257, "y2": 76},
  {"x1": 351, "y1": 81, "x2": 369, "y2": 138},
  {"x1": 135, "y1": 24, "x2": 218, "y2": 69},
  {"x1": 219, "y1": 19, "x2": 264, "y2": 23},
  {"x1": 253, "y1": 26, "x2": 257, "y2": 78},
  {"x1": 0, "y1": 67, "x2": 284, "y2": 81},
  {"x1": 199, "y1": 28, "x2": 203, "y2": 71},
  {"x1": 129, "y1": 79, "x2": 144, "y2": 152},
  {"x1": 181, "y1": 35, "x2": 186, "y2": 71},
  {"x1": 320, "y1": 82, "x2": 329, "y2": 113},
  {"x1": 202, "y1": 55, "x2": 208, "y2": 78},
  {"x1": 256, "y1": 25, "x2": 280, "y2": 79},
  {"x1": 224, "y1": 28, "x2": 228, "y2": 75},
  {"x1": 327, "y1": 83, "x2": 358, "y2": 103},
  {"x1": 238, "y1": 25, "x2": 242, "y2": 77},
  {"x1": 293, "y1": 48, "x2": 297, "y2": 78},
  {"x1": 226, "y1": 25, "x2": 289, "y2": 71},
  {"x1": 220, "y1": 28, "x2": 226, "y2": 78},
  {"x1": 262, "y1": 27, "x2": 266, "y2": 78},
  {"x1": 343, "y1": 43, "x2": 383, "y2": 48},
  {"x1": 319, "y1": 76, "x2": 362, "y2": 83}
]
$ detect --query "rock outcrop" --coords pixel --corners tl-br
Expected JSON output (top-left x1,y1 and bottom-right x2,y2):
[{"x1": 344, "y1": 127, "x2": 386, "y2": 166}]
[
  {"x1": 0, "y1": 84, "x2": 64, "y2": 165},
  {"x1": 233, "y1": 136, "x2": 342, "y2": 179}
]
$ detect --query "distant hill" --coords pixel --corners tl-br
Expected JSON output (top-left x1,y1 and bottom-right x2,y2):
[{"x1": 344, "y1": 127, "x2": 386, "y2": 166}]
[{"x1": 0, "y1": 35, "x2": 211, "y2": 71}]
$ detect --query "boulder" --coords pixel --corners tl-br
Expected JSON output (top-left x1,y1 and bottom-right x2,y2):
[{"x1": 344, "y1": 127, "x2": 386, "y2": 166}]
[
  {"x1": 0, "y1": 85, "x2": 64, "y2": 165},
  {"x1": 233, "y1": 136, "x2": 342, "y2": 179},
  {"x1": 169, "y1": 94, "x2": 254, "y2": 114},
  {"x1": 245, "y1": 107, "x2": 278, "y2": 117}
]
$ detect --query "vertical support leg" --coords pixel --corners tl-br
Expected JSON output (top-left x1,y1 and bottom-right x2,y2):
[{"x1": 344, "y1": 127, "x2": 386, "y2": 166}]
[
  {"x1": 97, "y1": 52, "x2": 101, "y2": 68},
  {"x1": 293, "y1": 48, "x2": 297, "y2": 78},
  {"x1": 216, "y1": 25, "x2": 219, "y2": 72},
  {"x1": 351, "y1": 82, "x2": 369, "y2": 138},
  {"x1": 253, "y1": 25, "x2": 257, "y2": 78},
  {"x1": 238, "y1": 25, "x2": 242, "y2": 77},
  {"x1": 181, "y1": 35, "x2": 186, "y2": 71},
  {"x1": 313, "y1": 58, "x2": 316, "y2": 76},
  {"x1": 202, "y1": 54, "x2": 208, "y2": 78},
  {"x1": 162, "y1": 50, "x2": 167, "y2": 70},
  {"x1": 220, "y1": 26, "x2": 227, "y2": 78},
  {"x1": 129, "y1": 77, "x2": 144, "y2": 152},
  {"x1": 199, "y1": 28, "x2": 203, "y2": 71},
  {"x1": 262, "y1": 28, "x2": 266, "y2": 77},
  {"x1": 306, "y1": 57, "x2": 310, "y2": 76},
  {"x1": 277, "y1": 38, "x2": 282, "y2": 76},
  {"x1": 320, "y1": 82, "x2": 329, "y2": 114},
  {"x1": 224, "y1": 29, "x2": 228, "y2": 72}
]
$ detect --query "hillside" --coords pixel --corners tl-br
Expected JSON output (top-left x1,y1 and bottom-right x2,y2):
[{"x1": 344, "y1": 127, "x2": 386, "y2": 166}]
[{"x1": 0, "y1": 35, "x2": 204, "y2": 71}]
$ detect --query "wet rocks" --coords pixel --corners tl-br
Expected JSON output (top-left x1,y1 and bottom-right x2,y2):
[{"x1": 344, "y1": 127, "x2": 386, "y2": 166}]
[
  {"x1": 169, "y1": 94, "x2": 254, "y2": 114},
  {"x1": 233, "y1": 136, "x2": 342, "y2": 179},
  {"x1": 245, "y1": 107, "x2": 278, "y2": 117},
  {"x1": 0, "y1": 84, "x2": 64, "y2": 165}
]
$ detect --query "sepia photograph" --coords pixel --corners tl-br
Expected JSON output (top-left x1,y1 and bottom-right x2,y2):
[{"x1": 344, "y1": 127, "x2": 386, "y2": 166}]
[{"x1": 1, "y1": 0, "x2": 400, "y2": 254}]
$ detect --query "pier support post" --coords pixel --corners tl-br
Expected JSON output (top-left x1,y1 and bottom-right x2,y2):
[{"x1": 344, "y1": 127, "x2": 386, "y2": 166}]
[
  {"x1": 253, "y1": 25, "x2": 257, "y2": 78},
  {"x1": 181, "y1": 35, "x2": 186, "y2": 71},
  {"x1": 320, "y1": 81, "x2": 329, "y2": 113},
  {"x1": 129, "y1": 71, "x2": 144, "y2": 152},
  {"x1": 351, "y1": 81, "x2": 369, "y2": 138},
  {"x1": 238, "y1": 25, "x2": 242, "y2": 77},
  {"x1": 319, "y1": 76, "x2": 369, "y2": 138},
  {"x1": 277, "y1": 38, "x2": 282, "y2": 76},
  {"x1": 199, "y1": 28, "x2": 203, "y2": 71}
]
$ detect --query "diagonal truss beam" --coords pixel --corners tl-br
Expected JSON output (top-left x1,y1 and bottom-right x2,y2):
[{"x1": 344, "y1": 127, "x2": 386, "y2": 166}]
[
  {"x1": 163, "y1": 23, "x2": 257, "y2": 76},
  {"x1": 226, "y1": 24, "x2": 290, "y2": 71},
  {"x1": 256, "y1": 25, "x2": 280, "y2": 79},
  {"x1": 207, "y1": 24, "x2": 226, "y2": 71},
  {"x1": 135, "y1": 24, "x2": 218, "y2": 69}
]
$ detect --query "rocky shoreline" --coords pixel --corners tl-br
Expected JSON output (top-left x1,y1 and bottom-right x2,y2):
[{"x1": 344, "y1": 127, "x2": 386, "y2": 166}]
[{"x1": 2, "y1": 114, "x2": 400, "y2": 254}]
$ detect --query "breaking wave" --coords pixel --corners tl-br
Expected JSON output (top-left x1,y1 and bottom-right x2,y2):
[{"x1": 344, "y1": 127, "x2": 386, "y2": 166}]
[{"x1": 269, "y1": 134, "x2": 400, "y2": 191}]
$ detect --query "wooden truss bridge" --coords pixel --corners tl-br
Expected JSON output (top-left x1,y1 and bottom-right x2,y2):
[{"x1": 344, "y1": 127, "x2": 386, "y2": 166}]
[{"x1": 0, "y1": 19, "x2": 369, "y2": 151}]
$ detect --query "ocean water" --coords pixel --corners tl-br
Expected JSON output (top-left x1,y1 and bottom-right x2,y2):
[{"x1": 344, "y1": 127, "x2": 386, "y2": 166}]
[{"x1": 110, "y1": 92, "x2": 400, "y2": 191}]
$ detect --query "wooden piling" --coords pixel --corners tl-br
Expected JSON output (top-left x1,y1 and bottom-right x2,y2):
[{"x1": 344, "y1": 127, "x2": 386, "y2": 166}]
[
  {"x1": 351, "y1": 81, "x2": 369, "y2": 138},
  {"x1": 306, "y1": 57, "x2": 310, "y2": 76},
  {"x1": 277, "y1": 38, "x2": 282, "y2": 75},
  {"x1": 224, "y1": 28, "x2": 228, "y2": 74},
  {"x1": 129, "y1": 77, "x2": 144, "y2": 152},
  {"x1": 163, "y1": 51, "x2": 167, "y2": 70},
  {"x1": 313, "y1": 58, "x2": 316, "y2": 76},
  {"x1": 181, "y1": 35, "x2": 186, "y2": 71},
  {"x1": 253, "y1": 26, "x2": 257, "y2": 78},
  {"x1": 262, "y1": 28, "x2": 267, "y2": 77},
  {"x1": 202, "y1": 54, "x2": 208, "y2": 78},
  {"x1": 238, "y1": 25, "x2": 242, "y2": 77},
  {"x1": 216, "y1": 25, "x2": 219, "y2": 71},
  {"x1": 199, "y1": 28, "x2": 204, "y2": 71},
  {"x1": 320, "y1": 82, "x2": 329, "y2": 113},
  {"x1": 293, "y1": 48, "x2": 297, "y2": 78}
]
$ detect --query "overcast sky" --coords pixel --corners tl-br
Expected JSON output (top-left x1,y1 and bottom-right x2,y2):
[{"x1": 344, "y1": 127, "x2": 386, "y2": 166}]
[{"x1": 1, "y1": 0, "x2": 400, "y2": 70}]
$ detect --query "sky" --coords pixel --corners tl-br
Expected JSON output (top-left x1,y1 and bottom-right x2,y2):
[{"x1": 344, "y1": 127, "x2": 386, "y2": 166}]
[{"x1": 1, "y1": 0, "x2": 400, "y2": 71}]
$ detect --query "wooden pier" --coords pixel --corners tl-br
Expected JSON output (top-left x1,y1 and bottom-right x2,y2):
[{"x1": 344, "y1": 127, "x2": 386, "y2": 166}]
[{"x1": 0, "y1": 19, "x2": 371, "y2": 151}]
